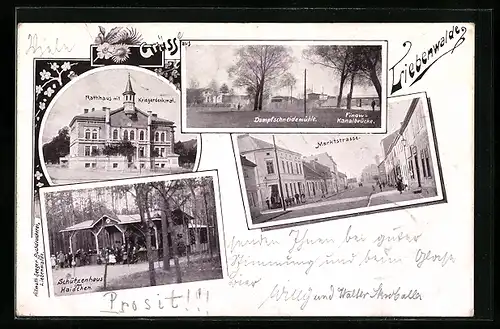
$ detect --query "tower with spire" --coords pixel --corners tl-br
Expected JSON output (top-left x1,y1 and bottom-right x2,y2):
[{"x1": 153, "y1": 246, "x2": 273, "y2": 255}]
[{"x1": 123, "y1": 73, "x2": 136, "y2": 115}]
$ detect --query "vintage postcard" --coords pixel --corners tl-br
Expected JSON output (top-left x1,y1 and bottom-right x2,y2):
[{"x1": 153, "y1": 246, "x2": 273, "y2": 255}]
[
  {"x1": 232, "y1": 93, "x2": 445, "y2": 230},
  {"x1": 39, "y1": 171, "x2": 227, "y2": 299},
  {"x1": 17, "y1": 21, "x2": 475, "y2": 317},
  {"x1": 181, "y1": 40, "x2": 388, "y2": 133}
]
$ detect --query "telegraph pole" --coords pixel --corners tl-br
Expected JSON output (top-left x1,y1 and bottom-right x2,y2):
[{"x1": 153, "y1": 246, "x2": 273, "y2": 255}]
[
  {"x1": 272, "y1": 135, "x2": 286, "y2": 212},
  {"x1": 304, "y1": 69, "x2": 307, "y2": 116}
]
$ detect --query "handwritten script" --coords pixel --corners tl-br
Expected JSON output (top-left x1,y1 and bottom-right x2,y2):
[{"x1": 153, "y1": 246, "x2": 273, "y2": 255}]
[
  {"x1": 25, "y1": 34, "x2": 75, "y2": 57},
  {"x1": 227, "y1": 224, "x2": 455, "y2": 310},
  {"x1": 100, "y1": 288, "x2": 210, "y2": 315}
]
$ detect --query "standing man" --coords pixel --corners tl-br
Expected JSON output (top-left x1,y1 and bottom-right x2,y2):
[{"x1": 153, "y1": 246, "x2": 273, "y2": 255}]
[{"x1": 371, "y1": 100, "x2": 376, "y2": 111}]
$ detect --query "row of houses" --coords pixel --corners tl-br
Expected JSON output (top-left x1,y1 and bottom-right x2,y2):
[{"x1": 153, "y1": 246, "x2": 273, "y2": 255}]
[
  {"x1": 187, "y1": 86, "x2": 379, "y2": 110},
  {"x1": 378, "y1": 97, "x2": 436, "y2": 194},
  {"x1": 237, "y1": 135, "x2": 348, "y2": 216}
]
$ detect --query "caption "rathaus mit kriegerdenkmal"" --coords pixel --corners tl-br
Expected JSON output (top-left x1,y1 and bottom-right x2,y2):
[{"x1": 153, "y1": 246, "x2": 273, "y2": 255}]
[{"x1": 85, "y1": 95, "x2": 175, "y2": 104}]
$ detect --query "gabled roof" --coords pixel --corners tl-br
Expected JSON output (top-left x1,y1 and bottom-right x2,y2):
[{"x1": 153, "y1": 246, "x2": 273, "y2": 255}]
[
  {"x1": 303, "y1": 162, "x2": 326, "y2": 180},
  {"x1": 237, "y1": 135, "x2": 302, "y2": 156}
]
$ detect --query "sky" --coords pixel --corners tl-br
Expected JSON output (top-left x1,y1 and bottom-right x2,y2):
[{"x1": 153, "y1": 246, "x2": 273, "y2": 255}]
[
  {"x1": 186, "y1": 45, "x2": 378, "y2": 98},
  {"x1": 42, "y1": 68, "x2": 197, "y2": 144},
  {"x1": 246, "y1": 98, "x2": 413, "y2": 179}
]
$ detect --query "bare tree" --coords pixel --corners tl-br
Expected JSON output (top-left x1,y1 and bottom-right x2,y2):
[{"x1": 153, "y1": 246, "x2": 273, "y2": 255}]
[
  {"x1": 303, "y1": 46, "x2": 352, "y2": 108},
  {"x1": 208, "y1": 79, "x2": 219, "y2": 93},
  {"x1": 228, "y1": 45, "x2": 293, "y2": 111}
]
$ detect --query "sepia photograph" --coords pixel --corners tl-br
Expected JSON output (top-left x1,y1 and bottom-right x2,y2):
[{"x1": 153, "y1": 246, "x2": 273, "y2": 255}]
[
  {"x1": 39, "y1": 171, "x2": 225, "y2": 296},
  {"x1": 39, "y1": 66, "x2": 199, "y2": 185},
  {"x1": 181, "y1": 40, "x2": 387, "y2": 133},
  {"x1": 232, "y1": 93, "x2": 444, "y2": 229}
]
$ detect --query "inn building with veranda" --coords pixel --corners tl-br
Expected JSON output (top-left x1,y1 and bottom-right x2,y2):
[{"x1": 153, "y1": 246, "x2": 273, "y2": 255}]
[{"x1": 64, "y1": 74, "x2": 180, "y2": 171}]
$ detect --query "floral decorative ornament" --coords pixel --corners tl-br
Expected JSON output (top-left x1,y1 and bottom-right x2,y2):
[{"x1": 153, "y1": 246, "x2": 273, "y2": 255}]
[{"x1": 94, "y1": 26, "x2": 143, "y2": 64}]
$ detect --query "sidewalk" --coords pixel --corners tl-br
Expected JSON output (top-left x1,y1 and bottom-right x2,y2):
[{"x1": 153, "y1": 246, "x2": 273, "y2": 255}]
[{"x1": 367, "y1": 188, "x2": 429, "y2": 207}]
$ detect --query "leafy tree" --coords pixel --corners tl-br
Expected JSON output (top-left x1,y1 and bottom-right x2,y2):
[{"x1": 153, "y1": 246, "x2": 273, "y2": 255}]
[
  {"x1": 174, "y1": 140, "x2": 197, "y2": 167},
  {"x1": 42, "y1": 127, "x2": 70, "y2": 164},
  {"x1": 228, "y1": 45, "x2": 293, "y2": 111},
  {"x1": 188, "y1": 78, "x2": 200, "y2": 89},
  {"x1": 219, "y1": 83, "x2": 229, "y2": 94},
  {"x1": 280, "y1": 73, "x2": 297, "y2": 102}
]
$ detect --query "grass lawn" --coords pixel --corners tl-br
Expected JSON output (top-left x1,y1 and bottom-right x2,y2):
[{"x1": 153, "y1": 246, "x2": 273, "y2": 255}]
[
  {"x1": 186, "y1": 107, "x2": 381, "y2": 129},
  {"x1": 96, "y1": 257, "x2": 223, "y2": 292}
]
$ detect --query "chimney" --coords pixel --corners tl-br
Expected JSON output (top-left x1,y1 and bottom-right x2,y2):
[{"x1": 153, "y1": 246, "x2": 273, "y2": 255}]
[
  {"x1": 147, "y1": 110, "x2": 152, "y2": 125},
  {"x1": 152, "y1": 113, "x2": 158, "y2": 117},
  {"x1": 104, "y1": 107, "x2": 110, "y2": 123},
  {"x1": 84, "y1": 108, "x2": 89, "y2": 113}
]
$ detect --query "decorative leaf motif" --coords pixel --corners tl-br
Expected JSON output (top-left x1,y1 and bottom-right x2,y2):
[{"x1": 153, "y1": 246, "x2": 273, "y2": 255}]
[
  {"x1": 99, "y1": 26, "x2": 106, "y2": 36},
  {"x1": 112, "y1": 27, "x2": 143, "y2": 45},
  {"x1": 104, "y1": 26, "x2": 123, "y2": 44}
]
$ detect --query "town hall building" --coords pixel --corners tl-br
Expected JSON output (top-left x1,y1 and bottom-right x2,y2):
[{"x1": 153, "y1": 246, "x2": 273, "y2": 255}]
[{"x1": 65, "y1": 74, "x2": 180, "y2": 171}]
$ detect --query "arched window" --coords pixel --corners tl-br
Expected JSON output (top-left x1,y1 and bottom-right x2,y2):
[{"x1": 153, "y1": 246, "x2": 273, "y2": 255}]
[
  {"x1": 160, "y1": 132, "x2": 165, "y2": 142},
  {"x1": 124, "y1": 130, "x2": 129, "y2": 140},
  {"x1": 112, "y1": 129, "x2": 118, "y2": 140},
  {"x1": 130, "y1": 130, "x2": 135, "y2": 140},
  {"x1": 92, "y1": 129, "x2": 98, "y2": 140},
  {"x1": 155, "y1": 132, "x2": 159, "y2": 142},
  {"x1": 139, "y1": 130, "x2": 144, "y2": 141},
  {"x1": 85, "y1": 129, "x2": 90, "y2": 139}
]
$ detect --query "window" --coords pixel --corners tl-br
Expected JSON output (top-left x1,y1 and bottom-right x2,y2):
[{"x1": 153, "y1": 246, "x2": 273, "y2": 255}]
[
  {"x1": 140, "y1": 163, "x2": 145, "y2": 168},
  {"x1": 296, "y1": 163, "x2": 299, "y2": 175},
  {"x1": 112, "y1": 163, "x2": 118, "y2": 168},
  {"x1": 266, "y1": 160, "x2": 274, "y2": 174},
  {"x1": 112, "y1": 129, "x2": 118, "y2": 140},
  {"x1": 154, "y1": 147, "x2": 159, "y2": 157},
  {"x1": 91, "y1": 146, "x2": 98, "y2": 156},
  {"x1": 285, "y1": 183, "x2": 289, "y2": 197},
  {"x1": 123, "y1": 130, "x2": 129, "y2": 140},
  {"x1": 139, "y1": 147, "x2": 144, "y2": 158},
  {"x1": 299, "y1": 164, "x2": 302, "y2": 175},
  {"x1": 266, "y1": 152, "x2": 270, "y2": 156},
  {"x1": 161, "y1": 164, "x2": 165, "y2": 168},
  {"x1": 161, "y1": 132, "x2": 165, "y2": 142},
  {"x1": 92, "y1": 129, "x2": 98, "y2": 140},
  {"x1": 155, "y1": 132, "x2": 159, "y2": 142},
  {"x1": 85, "y1": 129, "x2": 90, "y2": 139},
  {"x1": 84, "y1": 146, "x2": 91, "y2": 156},
  {"x1": 287, "y1": 162, "x2": 290, "y2": 174},
  {"x1": 160, "y1": 147, "x2": 165, "y2": 157},
  {"x1": 130, "y1": 130, "x2": 135, "y2": 140},
  {"x1": 85, "y1": 163, "x2": 90, "y2": 168},
  {"x1": 139, "y1": 130, "x2": 144, "y2": 141},
  {"x1": 91, "y1": 163, "x2": 96, "y2": 168}
]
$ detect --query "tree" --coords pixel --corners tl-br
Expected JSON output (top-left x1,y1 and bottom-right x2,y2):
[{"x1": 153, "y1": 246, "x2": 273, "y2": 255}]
[
  {"x1": 219, "y1": 83, "x2": 229, "y2": 94},
  {"x1": 133, "y1": 183, "x2": 157, "y2": 286},
  {"x1": 353, "y1": 46, "x2": 382, "y2": 105},
  {"x1": 303, "y1": 46, "x2": 352, "y2": 108},
  {"x1": 228, "y1": 45, "x2": 293, "y2": 111},
  {"x1": 280, "y1": 73, "x2": 297, "y2": 102},
  {"x1": 42, "y1": 127, "x2": 70, "y2": 164},
  {"x1": 174, "y1": 140, "x2": 197, "y2": 167},
  {"x1": 188, "y1": 78, "x2": 200, "y2": 89},
  {"x1": 207, "y1": 79, "x2": 219, "y2": 94}
]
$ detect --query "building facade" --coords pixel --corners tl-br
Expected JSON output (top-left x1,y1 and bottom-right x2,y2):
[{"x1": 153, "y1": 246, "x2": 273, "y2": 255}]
[
  {"x1": 240, "y1": 156, "x2": 261, "y2": 217},
  {"x1": 347, "y1": 177, "x2": 358, "y2": 189},
  {"x1": 238, "y1": 135, "x2": 306, "y2": 209},
  {"x1": 384, "y1": 98, "x2": 436, "y2": 194},
  {"x1": 361, "y1": 164, "x2": 379, "y2": 185},
  {"x1": 65, "y1": 74, "x2": 179, "y2": 171},
  {"x1": 303, "y1": 161, "x2": 328, "y2": 199},
  {"x1": 337, "y1": 172, "x2": 348, "y2": 190},
  {"x1": 305, "y1": 153, "x2": 339, "y2": 193}
]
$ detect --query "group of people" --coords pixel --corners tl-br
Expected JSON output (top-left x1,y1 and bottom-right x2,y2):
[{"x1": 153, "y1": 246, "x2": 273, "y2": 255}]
[
  {"x1": 97, "y1": 243, "x2": 141, "y2": 265},
  {"x1": 51, "y1": 249, "x2": 90, "y2": 269},
  {"x1": 265, "y1": 193, "x2": 307, "y2": 209}
]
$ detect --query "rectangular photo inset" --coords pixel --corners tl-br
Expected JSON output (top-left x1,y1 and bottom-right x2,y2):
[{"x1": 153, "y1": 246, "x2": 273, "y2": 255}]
[
  {"x1": 232, "y1": 92, "x2": 445, "y2": 230},
  {"x1": 181, "y1": 40, "x2": 387, "y2": 133},
  {"x1": 39, "y1": 170, "x2": 226, "y2": 297}
]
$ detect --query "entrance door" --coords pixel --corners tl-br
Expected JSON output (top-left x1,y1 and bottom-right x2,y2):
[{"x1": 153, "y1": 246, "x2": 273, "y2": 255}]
[{"x1": 413, "y1": 155, "x2": 422, "y2": 187}]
